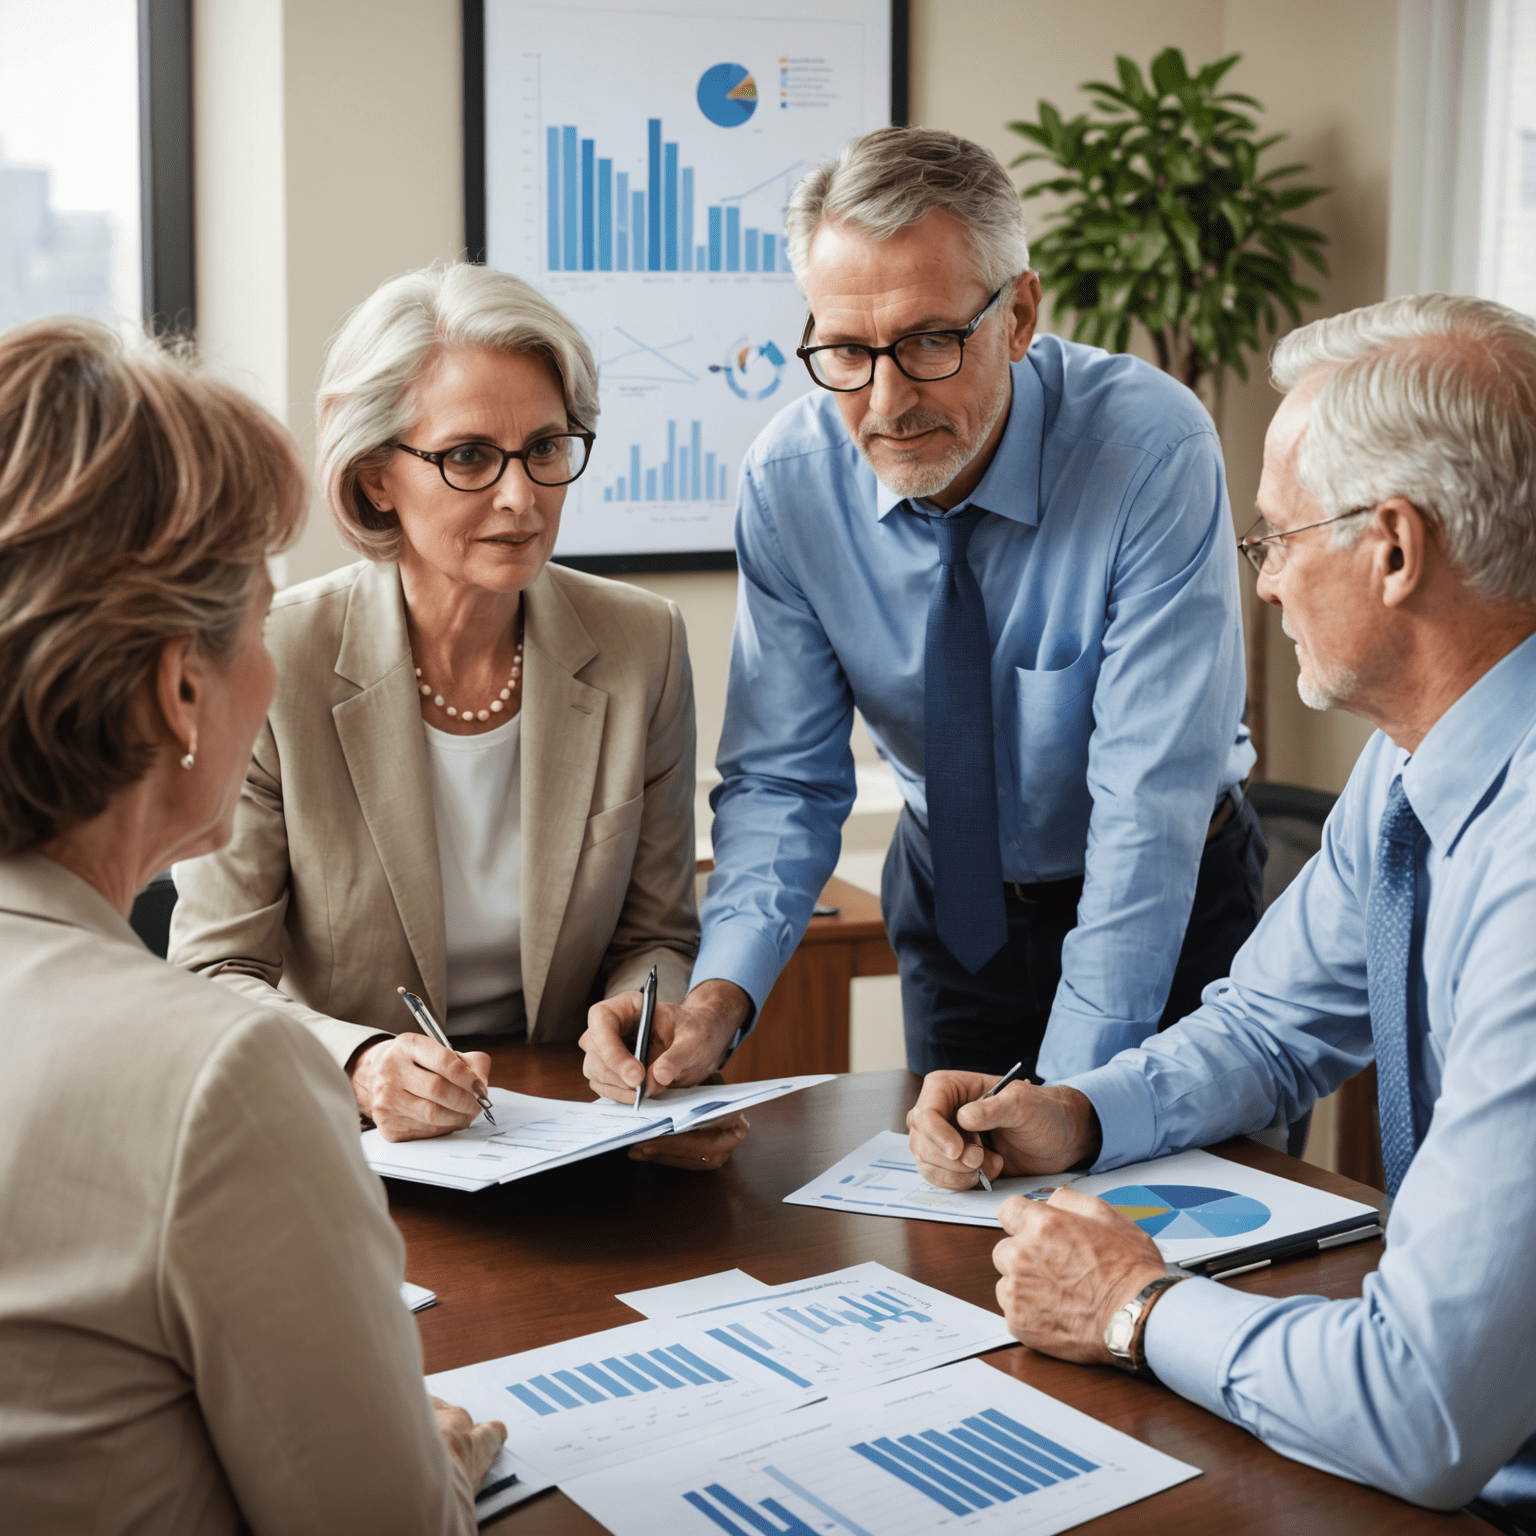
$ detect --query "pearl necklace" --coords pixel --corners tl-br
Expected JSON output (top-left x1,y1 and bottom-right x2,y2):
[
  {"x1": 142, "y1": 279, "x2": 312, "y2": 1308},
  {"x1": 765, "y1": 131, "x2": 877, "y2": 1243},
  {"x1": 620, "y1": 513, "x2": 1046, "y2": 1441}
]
[{"x1": 415, "y1": 639, "x2": 523, "y2": 722}]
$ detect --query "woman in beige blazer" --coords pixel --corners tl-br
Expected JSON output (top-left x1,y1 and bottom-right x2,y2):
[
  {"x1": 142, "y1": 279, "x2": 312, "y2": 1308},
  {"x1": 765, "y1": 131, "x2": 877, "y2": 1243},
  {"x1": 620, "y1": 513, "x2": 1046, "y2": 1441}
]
[
  {"x1": 170, "y1": 263, "x2": 743, "y2": 1163},
  {"x1": 0, "y1": 319, "x2": 499, "y2": 1532}
]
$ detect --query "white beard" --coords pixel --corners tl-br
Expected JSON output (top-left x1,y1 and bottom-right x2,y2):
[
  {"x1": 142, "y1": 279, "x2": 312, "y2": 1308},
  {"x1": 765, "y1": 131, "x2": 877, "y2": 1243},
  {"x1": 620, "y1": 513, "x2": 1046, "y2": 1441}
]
[
  {"x1": 1283, "y1": 613, "x2": 1360, "y2": 710},
  {"x1": 856, "y1": 365, "x2": 1012, "y2": 502}
]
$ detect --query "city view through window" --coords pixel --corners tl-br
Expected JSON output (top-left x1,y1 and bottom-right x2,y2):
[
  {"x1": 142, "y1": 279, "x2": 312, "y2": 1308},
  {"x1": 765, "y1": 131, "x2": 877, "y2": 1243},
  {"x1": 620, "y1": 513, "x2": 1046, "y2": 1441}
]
[{"x1": 0, "y1": 0, "x2": 140, "y2": 332}]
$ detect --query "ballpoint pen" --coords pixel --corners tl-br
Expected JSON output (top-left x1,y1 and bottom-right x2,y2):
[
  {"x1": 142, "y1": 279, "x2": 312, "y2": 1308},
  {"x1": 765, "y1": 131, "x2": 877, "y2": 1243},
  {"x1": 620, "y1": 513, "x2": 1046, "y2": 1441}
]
[
  {"x1": 396, "y1": 987, "x2": 496, "y2": 1125},
  {"x1": 973, "y1": 1059, "x2": 1026, "y2": 1193},
  {"x1": 632, "y1": 965, "x2": 659, "y2": 1111}
]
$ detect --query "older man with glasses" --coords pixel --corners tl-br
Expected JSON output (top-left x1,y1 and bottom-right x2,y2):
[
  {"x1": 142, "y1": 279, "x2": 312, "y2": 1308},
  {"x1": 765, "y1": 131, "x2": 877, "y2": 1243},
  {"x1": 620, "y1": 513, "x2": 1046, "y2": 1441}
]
[
  {"x1": 909, "y1": 293, "x2": 1536, "y2": 1530},
  {"x1": 581, "y1": 126, "x2": 1261, "y2": 1102}
]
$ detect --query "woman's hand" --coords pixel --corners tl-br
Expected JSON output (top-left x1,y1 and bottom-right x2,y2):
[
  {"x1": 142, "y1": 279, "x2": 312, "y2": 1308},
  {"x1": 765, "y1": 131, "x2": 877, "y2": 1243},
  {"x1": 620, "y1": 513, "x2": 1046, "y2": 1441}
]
[
  {"x1": 431, "y1": 1396, "x2": 506, "y2": 1488},
  {"x1": 350, "y1": 1033, "x2": 493, "y2": 1141}
]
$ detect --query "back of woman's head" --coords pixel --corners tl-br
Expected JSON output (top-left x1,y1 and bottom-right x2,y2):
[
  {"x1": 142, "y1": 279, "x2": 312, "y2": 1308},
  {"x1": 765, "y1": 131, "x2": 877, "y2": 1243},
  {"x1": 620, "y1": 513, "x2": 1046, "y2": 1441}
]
[{"x1": 0, "y1": 318, "x2": 307, "y2": 857}]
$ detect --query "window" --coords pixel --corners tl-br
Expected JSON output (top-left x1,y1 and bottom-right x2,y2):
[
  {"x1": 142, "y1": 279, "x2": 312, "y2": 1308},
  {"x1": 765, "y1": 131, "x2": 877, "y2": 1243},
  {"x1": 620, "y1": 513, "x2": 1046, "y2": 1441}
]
[
  {"x1": 1480, "y1": 0, "x2": 1536, "y2": 315},
  {"x1": 0, "y1": 0, "x2": 141, "y2": 330}
]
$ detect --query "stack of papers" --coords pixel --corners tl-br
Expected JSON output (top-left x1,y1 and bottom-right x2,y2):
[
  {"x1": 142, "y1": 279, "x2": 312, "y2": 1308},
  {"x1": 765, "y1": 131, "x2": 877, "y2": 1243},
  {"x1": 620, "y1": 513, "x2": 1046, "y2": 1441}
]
[
  {"x1": 363, "y1": 1075, "x2": 832, "y2": 1191},
  {"x1": 786, "y1": 1132, "x2": 1378, "y2": 1271},
  {"x1": 400, "y1": 1281, "x2": 436, "y2": 1313},
  {"x1": 429, "y1": 1262, "x2": 1199, "y2": 1534}
]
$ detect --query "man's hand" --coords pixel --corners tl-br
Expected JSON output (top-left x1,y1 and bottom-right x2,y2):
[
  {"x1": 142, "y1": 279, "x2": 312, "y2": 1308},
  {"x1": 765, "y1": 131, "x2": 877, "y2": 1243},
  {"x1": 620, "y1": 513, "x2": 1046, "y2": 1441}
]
[
  {"x1": 431, "y1": 1396, "x2": 506, "y2": 1487},
  {"x1": 991, "y1": 1187, "x2": 1168, "y2": 1364},
  {"x1": 580, "y1": 978, "x2": 751, "y2": 1099},
  {"x1": 907, "y1": 1071, "x2": 1100, "y2": 1189},
  {"x1": 628, "y1": 1107, "x2": 751, "y2": 1169},
  {"x1": 350, "y1": 1033, "x2": 492, "y2": 1143}
]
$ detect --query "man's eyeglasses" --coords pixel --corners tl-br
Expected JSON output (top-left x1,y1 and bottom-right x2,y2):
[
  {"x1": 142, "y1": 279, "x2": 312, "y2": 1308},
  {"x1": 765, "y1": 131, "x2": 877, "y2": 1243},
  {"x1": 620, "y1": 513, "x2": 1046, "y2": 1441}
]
[
  {"x1": 394, "y1": 428, "x2": 595, "y2": 491},
  {"x1": 1238, "y1": 506, "x2": 1375, "y2": 574},
  {"x1": 796, "y1": 287, "x2": 1005, "y2": 393}
]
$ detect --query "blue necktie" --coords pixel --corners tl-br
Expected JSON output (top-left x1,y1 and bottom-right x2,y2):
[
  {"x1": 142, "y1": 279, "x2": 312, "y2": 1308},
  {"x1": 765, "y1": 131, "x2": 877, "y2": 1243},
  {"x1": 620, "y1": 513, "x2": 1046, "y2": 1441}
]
[
  {"x1": 1366, "y1": 775, "x2": 1427, "y2": 1196},
  {"x1": 922, "y1": 508, "x2": 1007, "y2": 973}
]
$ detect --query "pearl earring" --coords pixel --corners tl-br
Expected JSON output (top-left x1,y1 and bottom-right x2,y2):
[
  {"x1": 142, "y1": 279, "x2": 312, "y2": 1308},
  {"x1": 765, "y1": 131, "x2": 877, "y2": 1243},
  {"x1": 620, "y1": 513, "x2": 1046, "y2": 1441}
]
[
  {"x1": 180, "y1": 731, "x2": 197, "y2": 771},
  {"x1": 180, "y1": 752, "x2": 195, "y2": 770}
]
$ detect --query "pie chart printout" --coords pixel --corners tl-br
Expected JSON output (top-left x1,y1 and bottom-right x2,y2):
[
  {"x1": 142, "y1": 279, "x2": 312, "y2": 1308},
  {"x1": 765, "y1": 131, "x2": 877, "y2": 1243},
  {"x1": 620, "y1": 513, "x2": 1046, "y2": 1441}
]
[
  {"x1": 1100, "y1": 1184, "x2": 1271, "y2": 1241},
  {"x1": 697, "y1": 63, "x2": 758, "y2": 127}
]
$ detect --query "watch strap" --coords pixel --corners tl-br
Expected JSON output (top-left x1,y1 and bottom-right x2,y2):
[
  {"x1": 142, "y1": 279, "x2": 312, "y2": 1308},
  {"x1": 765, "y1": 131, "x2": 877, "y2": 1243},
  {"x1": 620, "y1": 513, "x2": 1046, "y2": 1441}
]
[{"x1": 1105, "y1": 1274, "x2": 1186, "y2": 1377}]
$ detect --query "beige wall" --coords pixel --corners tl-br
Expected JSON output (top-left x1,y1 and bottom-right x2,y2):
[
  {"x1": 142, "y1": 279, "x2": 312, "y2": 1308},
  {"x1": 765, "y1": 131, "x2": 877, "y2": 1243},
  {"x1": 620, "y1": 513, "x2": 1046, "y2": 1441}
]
[{"x1": 196, "y1": 0, "x2": 1398, "y2": 794}]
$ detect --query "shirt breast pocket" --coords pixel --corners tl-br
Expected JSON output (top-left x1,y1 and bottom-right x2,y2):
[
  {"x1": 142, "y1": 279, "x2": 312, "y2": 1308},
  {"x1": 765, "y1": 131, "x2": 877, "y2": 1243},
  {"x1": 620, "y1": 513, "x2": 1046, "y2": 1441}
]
[{"x1": 1013, "y1": 649, "x2": 1098, "y2": 837}]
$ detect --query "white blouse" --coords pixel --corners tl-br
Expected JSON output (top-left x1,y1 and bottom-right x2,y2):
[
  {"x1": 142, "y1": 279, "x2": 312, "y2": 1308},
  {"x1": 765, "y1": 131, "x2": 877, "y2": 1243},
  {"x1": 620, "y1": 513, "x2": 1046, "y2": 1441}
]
[{"x1": 422, "y1": 713, "x2": 524, "y2": 1037}]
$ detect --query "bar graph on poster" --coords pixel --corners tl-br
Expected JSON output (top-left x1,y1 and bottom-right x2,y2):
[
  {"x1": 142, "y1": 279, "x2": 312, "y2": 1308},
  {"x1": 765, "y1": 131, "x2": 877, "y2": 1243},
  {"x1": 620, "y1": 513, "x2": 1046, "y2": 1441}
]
[{"x1": 482, "y1": 0, "x2": 892, "y2": 560}]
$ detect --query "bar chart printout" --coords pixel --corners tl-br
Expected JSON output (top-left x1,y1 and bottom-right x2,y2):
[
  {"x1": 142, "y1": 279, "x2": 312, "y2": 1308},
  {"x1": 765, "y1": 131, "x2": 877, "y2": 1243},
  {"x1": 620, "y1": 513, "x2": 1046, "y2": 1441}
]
[
  {"x1": 680, "y1": 1262, "x2": 1014, "y2": 1394},
  {"x1": 425, "y1": 1318, "x2": 817, "y2": 1483},
  {"x1": 563, "y1": 1359, "x2": 1202, "y2": 1535}
]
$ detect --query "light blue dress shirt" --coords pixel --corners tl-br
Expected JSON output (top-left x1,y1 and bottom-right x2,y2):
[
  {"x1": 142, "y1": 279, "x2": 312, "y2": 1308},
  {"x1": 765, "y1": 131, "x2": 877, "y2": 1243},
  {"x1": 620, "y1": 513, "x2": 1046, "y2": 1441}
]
[
  {"x1": 695, "y1": 337, "x2": 1254, "y2": 1074},
  {"x1": 1066, "y1": 629, "x2": 1536, "y2": 1515}
]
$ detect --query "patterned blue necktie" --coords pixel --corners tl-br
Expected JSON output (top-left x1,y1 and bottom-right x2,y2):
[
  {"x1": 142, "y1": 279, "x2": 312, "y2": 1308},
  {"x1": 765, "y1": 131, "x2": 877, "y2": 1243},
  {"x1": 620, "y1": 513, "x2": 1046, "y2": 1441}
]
[
  {"x1": 922, "y1": 507, "x2": 1007, "y2": 973},
  {"x1": 1366, "y1": 775, "x2": 1427, "y2": 1196}
]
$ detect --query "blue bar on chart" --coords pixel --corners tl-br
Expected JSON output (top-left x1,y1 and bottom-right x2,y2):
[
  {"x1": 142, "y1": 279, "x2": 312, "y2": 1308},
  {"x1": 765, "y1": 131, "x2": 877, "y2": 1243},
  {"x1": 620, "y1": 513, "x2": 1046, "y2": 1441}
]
[
  {"x1": 506, "y1": 1346, "x2": 732, "y2": 1417},
  {"x1": 545, "y1": 128, "x2": 560, "y2": 270},
  {"x1": 850, "y1": 1408, "x2": 1099, "y2": 1516},
  {"x1": 597, "y1": 158, "x2": 612, "y2": 270},
  {"x1": 541, "y1": 114, "x2": 786, "y2": 276},
  {"x1": 615, "y1": 171, "x2": 629, "y2": 269},
  {"x1": 561, "y1": 126, "x2": 578, "y2": 271},
  {"x1": 705, "y1": 1326, "x2": 813, "y2": 1389},
  {"x1": 647, "y1": 118, "x2": 662, "y2": 271},
  {"x1": 606, "y1": 421, "x2": 731, "y2": 503},
  {"x1": 580, "y1": 138, "x2": 595, "y2": 270}
]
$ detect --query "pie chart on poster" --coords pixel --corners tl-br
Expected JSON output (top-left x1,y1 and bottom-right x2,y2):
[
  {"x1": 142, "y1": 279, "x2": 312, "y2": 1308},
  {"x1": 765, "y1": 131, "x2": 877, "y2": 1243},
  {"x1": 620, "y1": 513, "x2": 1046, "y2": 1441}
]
[
  {"x1": 698, "y1": 63, "x2": 758, "y2": 127},
  {"x1": 1100, "y1": 1184, "x2": 1270, "y2": 1240}
]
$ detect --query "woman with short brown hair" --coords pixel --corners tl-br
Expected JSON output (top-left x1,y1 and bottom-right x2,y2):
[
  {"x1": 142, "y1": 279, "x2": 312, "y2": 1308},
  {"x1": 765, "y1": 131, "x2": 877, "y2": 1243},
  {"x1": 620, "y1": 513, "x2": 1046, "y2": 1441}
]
[{"x1": 0, "y1": 318, "x2": 500, "y2": 1533}]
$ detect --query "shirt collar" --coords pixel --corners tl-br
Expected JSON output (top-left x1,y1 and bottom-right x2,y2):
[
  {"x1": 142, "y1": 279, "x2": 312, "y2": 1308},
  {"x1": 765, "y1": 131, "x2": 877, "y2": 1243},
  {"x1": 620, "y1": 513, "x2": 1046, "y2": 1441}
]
[
  {"x1": 1403, "y1": 627, "x2": 1536, "y2": 852},
  {"x1": 873, "y1": 359, "x2": 1044, "y2": 526}
]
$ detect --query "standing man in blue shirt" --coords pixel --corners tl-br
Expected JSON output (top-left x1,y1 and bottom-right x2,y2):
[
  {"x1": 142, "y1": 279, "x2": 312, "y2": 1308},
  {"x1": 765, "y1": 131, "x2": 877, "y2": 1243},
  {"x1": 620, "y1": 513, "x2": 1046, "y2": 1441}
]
[
  {"x1": 909, "y1": 294, "x2": 1536, "y2": 1526},
  {"x1": 582, "y1": 128, "x2": 1259, "y2": 1100}
]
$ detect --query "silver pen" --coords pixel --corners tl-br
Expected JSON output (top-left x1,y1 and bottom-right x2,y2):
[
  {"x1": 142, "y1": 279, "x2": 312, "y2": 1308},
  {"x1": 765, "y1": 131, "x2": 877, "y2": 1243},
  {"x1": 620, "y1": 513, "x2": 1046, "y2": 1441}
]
[
  {"x1": 632, "y1": 965, "x2": 659, "y2": 1111},
  {"x1": 396, "y1": 987, "x2": 496, "y2": 1125},
  {"x1": 974, "y1": 1059, "x2": 1027, "y2": 1193}
]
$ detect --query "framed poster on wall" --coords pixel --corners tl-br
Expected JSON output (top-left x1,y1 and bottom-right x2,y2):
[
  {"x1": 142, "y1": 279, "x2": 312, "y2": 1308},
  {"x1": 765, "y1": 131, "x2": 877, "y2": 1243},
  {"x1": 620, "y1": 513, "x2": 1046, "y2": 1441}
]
[{"x1": 465, "y1": 0, "x2": 906, "y2": 571}]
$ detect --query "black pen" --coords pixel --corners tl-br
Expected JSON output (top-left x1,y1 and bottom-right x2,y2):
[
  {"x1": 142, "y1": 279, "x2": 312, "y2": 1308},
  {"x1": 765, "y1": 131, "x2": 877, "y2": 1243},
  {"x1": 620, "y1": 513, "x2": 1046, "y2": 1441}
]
[
  {"x1": 974, "y1": 1060, "x2": 1026, "y2": 1193},
  {"x1": 396, "y1": 987, "x2": 496, "y2": 1125},
  {"x1": 632, "y1": 965, "x2": 659, "y2": 1111},
  {"x1": 1191, "y1": 1216, "x2": 1383, "y2": 1279}
]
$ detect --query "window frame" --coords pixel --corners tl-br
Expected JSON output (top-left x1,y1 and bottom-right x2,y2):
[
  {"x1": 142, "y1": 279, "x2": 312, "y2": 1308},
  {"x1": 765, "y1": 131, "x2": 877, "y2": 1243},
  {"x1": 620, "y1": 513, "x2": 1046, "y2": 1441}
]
[{"x1": 138, "y1": 0, "x2": 195, "y2": 333}]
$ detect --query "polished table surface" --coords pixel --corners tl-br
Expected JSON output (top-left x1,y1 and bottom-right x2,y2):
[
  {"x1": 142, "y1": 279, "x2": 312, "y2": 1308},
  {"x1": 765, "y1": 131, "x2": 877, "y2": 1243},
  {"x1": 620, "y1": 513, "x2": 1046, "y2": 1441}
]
[{"x1": 390, "y1": 1043, "x2": 1481, "y2": 1535}]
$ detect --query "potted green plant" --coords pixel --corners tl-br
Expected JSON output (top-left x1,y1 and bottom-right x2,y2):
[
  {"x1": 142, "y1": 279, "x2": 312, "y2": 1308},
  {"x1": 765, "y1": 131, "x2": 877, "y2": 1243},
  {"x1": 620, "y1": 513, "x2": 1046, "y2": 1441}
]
[
  {"x1": 1008, "y1": 47, "x2": 1329, "y2": 421},
  {"x1": 1009, "y1": 48, "x2": 1331, "y2": 776}
]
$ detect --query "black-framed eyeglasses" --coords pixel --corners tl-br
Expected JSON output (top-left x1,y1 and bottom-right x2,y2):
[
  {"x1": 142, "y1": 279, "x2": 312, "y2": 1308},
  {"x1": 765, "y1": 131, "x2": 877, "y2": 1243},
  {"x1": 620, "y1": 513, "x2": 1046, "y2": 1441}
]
[
  {"x1": 796, "y1": 287, "x2": 1005, "y2": 392},
  {"x1": 393, "y1": 427, "x2": 595, "y2": 491},
  {"x1": 1238, "y1": 506, "x2": 1375, "y2": 574}
]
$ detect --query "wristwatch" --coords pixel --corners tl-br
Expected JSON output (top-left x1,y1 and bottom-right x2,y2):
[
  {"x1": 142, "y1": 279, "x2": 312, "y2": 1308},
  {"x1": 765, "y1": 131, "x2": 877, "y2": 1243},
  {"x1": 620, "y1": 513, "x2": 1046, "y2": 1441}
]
[{"x1": 1103, "y1": 1274, "x2": 1186, "y2": 1378}]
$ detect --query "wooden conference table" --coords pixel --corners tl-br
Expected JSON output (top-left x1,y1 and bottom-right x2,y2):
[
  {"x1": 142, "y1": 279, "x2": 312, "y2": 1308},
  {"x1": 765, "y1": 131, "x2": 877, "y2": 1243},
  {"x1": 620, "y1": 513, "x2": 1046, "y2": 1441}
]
[{"x1": 390, "y1": 1044, "x2": 1482, "y2": 1535}]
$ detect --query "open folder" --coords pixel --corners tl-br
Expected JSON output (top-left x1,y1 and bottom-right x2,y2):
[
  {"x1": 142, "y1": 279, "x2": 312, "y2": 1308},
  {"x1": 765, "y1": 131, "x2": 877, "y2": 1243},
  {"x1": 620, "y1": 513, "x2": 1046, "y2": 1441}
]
[{"x1": 362, "y1": 1075, "x2": 833, "y2": 1191}]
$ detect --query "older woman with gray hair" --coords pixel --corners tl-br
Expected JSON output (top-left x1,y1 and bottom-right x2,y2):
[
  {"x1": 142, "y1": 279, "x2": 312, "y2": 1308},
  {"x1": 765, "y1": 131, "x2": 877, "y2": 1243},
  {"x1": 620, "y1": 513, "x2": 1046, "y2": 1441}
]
[
  {"x1": 170, "y1": 262, "x2": 744, "y2": 1166},
  {"x1": 0, "y1": 319, "x2": 501, "y2": 1530}
]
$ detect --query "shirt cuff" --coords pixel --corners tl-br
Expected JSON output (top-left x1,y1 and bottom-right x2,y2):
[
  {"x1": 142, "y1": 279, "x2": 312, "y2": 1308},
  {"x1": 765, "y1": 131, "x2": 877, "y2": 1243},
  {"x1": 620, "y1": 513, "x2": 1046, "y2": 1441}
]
[
  {"x1": 1144, "y1": 1275, "x2": 1276, "y2": 1417},
  {"x1": 688, "y1": 922, "x2": 786, "y2": 1036},
  {"x1": 1055, "y1": 1061, "x2": 1162, "y2": 1171}
]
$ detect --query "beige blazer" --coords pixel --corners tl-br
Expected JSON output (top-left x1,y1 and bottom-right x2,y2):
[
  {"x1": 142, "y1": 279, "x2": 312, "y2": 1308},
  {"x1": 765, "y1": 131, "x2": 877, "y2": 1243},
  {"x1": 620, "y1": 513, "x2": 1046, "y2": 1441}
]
[
  {"x1": 168, "y1": 557, "x2": 698, "y2": 1068},
  {"x1": 0, "y1": 853, "x2": 473, "y2": 1534}
]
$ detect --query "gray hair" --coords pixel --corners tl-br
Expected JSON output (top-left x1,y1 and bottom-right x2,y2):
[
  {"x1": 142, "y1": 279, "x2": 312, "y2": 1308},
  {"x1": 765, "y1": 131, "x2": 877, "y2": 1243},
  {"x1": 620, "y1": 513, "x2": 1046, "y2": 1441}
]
[
  {"x1": 785, "y1": 127, "x2": 1030, "y2": 297},
  {"x1": 1271, "y1": 294, "x2": 1536, "y2": 603},
  {"x1": 316, "y1": 262, "x2": 600, "y2": 561}
]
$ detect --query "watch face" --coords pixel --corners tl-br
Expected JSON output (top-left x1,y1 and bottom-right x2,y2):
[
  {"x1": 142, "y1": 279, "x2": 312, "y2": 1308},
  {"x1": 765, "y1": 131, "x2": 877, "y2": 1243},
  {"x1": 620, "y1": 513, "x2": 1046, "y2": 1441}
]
[{"x1": 1106, "y1": 1308, "x2": 1137, "y2": 1354}]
